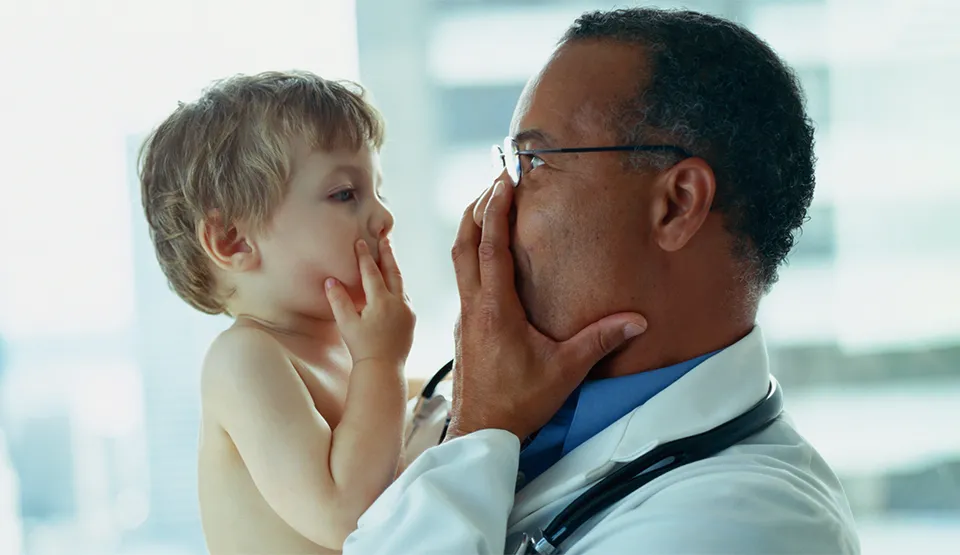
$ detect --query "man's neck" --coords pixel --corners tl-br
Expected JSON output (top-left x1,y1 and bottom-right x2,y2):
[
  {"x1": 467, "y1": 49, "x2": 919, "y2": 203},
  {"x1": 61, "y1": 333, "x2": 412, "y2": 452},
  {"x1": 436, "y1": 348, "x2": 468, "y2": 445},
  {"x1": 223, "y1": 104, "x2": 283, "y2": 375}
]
[{"x1": 590, "y1": 294, "x2": 756, "y2": 379}]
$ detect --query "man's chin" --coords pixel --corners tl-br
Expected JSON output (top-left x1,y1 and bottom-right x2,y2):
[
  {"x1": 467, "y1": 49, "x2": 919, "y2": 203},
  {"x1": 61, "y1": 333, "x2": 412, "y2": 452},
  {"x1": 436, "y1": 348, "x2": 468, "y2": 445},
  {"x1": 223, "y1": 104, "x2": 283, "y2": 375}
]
[
  {"x1": 510, "y1": 241, "x2": 544, "y2": 330},
  {"x1": 512, "y1": 271, "x2": 536, "y2": 320},
  {"x1": 511, "y1": 256, "x2": 534, "y2": 316},
  {"x1": 515, "y1": 281, "x2": 557, "y2": 340}
]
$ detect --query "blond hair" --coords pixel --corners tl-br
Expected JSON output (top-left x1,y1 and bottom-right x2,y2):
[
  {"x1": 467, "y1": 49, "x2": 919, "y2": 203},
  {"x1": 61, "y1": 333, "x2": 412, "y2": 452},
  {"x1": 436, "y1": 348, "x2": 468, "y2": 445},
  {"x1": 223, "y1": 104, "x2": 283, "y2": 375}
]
[{"x1": 139, "y1": 71, "x2": 385, "y2": 314}]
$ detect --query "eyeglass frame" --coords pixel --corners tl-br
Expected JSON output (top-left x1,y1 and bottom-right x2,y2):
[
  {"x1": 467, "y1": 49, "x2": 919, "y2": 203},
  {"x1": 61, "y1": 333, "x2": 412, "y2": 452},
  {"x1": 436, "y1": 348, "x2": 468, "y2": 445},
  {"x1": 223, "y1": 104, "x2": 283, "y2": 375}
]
[{"x1": 493, "y1": 136, "x2": 694, "y2": 186}]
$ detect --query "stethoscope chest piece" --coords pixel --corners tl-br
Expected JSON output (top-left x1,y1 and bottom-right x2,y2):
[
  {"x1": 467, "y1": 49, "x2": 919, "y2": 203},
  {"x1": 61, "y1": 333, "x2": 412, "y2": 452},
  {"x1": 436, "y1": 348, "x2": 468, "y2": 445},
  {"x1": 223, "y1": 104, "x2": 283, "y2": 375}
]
[
  {"x1": 507, "y1": 530, "x2": 558, "y2": 555},
  {"x1": 506, "y1": 532, "x2": 530, "y2": 555}
]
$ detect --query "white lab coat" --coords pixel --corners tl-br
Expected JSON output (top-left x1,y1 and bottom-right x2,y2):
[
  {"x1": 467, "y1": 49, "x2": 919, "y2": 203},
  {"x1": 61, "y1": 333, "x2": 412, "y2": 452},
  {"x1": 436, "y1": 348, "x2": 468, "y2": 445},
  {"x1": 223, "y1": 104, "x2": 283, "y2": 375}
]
[{"x1": 344, "y1": 327, "x2": 860, "y2": 554}]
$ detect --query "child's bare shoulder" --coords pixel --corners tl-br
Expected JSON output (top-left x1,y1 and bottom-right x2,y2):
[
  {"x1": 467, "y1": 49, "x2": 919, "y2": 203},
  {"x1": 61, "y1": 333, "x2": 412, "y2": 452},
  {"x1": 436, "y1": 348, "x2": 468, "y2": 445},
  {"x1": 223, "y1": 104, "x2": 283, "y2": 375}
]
[
  {"x1": 200, "y1": 326, "x2": 299, "y2": 412},
  {"x1": 203, "y1": 325, "x2": 287, "y2": 373}
]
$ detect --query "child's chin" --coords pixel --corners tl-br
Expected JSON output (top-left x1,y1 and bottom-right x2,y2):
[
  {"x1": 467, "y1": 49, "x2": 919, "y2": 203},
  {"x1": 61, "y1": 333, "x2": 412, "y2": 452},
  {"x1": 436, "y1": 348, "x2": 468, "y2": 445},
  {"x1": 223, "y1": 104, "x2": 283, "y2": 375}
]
[
  {"x1": 349, "y1": 295, "x2": 368, "y2": 313},
  {"x1": 342, "y1": 284, "x2": 367, "y2": 310}
]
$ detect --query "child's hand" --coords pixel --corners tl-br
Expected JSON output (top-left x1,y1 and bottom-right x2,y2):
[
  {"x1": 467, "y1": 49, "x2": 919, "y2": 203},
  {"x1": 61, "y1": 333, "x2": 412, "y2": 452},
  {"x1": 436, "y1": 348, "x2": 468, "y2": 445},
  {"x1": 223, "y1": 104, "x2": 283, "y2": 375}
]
[{"x1": 325, "y1": 238, "x2": 415, "y2": 368}]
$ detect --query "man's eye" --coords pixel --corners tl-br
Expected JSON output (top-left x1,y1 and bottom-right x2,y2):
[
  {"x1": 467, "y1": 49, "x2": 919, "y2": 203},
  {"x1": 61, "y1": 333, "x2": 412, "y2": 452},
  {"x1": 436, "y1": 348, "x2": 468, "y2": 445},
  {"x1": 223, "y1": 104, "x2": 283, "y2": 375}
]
[
  {"x1": 521, "y1": 154, "x2": 546, "y2": 173},
  {"x1": 331, "y1": 189, "x2": 356, "y2": 202}
]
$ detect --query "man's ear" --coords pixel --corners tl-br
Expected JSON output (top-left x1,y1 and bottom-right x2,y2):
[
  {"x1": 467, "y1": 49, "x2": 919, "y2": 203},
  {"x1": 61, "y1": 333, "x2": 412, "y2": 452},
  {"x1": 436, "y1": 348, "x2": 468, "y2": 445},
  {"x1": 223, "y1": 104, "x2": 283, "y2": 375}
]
[
  {"x1": 649, "y1": 157, "x2": 716, "y2": 252},
  {"x1": 197, "y1": 212, "x2": 259, "y2": 272}
]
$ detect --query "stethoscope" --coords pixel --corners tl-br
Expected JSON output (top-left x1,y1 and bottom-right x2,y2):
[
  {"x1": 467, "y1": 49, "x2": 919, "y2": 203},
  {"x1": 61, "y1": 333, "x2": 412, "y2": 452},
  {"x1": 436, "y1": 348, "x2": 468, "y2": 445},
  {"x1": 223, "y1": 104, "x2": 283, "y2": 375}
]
[{"x1": 413, "y1": 359, "x2": 784, "y2": 555}]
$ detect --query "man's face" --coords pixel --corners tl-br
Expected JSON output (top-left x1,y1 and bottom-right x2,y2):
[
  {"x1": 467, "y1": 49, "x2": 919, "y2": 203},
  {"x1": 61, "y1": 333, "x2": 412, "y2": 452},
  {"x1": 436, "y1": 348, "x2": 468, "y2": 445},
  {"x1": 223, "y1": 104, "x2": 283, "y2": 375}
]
[{"x1": 507, "y1": 40, "x2": 660, "y2": 341}]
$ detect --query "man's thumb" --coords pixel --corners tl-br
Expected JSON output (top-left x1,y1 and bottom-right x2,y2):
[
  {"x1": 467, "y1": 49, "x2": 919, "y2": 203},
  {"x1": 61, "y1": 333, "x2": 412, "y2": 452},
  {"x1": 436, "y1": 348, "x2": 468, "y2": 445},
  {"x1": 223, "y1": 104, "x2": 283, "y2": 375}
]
[{"x1": 561, "y1": 313, "x2": 648, "y2": 369}]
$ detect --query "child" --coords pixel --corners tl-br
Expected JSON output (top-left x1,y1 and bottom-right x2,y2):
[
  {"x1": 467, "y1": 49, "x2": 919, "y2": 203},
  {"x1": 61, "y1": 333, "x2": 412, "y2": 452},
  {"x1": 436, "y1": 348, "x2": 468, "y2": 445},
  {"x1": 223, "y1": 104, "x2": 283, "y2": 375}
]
[{"x1": 139, "y1": 71, "x2": 415, "y2": 554}]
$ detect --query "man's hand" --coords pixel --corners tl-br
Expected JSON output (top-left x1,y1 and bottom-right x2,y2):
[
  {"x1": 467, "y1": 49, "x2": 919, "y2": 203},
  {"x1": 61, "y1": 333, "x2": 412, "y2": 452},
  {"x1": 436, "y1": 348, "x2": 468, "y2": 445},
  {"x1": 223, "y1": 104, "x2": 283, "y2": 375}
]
[{"x1": 447, "y1": 180, "x2": 648, "y2": 441}]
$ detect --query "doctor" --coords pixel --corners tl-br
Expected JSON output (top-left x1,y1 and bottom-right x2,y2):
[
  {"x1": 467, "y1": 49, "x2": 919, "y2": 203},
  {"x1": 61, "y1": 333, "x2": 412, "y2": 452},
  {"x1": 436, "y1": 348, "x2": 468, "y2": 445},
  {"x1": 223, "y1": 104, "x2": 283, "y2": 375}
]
[{"x1": 346, "y1": 7, "x2": 859, "y2": 554}]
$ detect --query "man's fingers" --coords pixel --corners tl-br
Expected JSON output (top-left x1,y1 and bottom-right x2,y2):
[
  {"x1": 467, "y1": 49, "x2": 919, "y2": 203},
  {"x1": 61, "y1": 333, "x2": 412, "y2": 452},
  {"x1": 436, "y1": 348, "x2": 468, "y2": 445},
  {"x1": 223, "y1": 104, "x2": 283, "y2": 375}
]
[
  {"x1": 356, "y1": 240, "x2": 387, "y2": 299},
  {"x1": 478, "y1": 180, "x2": 517, "y2": 297},
  {"x1": 473, "y1": 184, "x2": 495, "y2": 227},
  {"x1": 378, "y1": 237, "x2": 404, "y2": 295},
  {"x1": 452, "y1": 199, "x2": 482, "y2": 298},
  {"x1": 325, "y1": 278, "x2": 358, "y2": 327},
  {"x1": 558, "y1": 313, "x2": 648, "y2": 373}
]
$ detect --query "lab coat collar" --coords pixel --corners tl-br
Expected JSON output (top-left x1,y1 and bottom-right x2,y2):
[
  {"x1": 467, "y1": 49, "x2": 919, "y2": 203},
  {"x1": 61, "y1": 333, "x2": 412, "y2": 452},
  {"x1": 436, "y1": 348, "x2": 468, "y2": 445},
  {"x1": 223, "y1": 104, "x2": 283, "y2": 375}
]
[{"x1": 509, "y1": 326, "x2": 772, "y2": 527}]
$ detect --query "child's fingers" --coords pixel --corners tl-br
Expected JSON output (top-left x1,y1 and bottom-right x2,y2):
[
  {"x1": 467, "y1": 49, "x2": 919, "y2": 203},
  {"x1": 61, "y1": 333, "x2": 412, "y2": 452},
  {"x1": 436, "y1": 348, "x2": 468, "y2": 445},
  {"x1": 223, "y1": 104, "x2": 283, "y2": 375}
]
[
  {"x1": 325, "y1": 278, "x2": 358, "y2": 327},
  {"x1": 356, "y1": 240, "x2": 387, "y2": 300},
  {"x1": 378, "y1": 237, "x2": 404, "y2": 295}
]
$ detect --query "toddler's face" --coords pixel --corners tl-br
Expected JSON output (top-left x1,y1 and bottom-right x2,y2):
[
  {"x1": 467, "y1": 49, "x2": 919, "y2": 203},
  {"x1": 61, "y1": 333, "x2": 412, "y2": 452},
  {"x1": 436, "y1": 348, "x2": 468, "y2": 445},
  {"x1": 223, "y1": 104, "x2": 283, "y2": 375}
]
[{"x1": 252, "y1": 141, "x2": 393, "y2": 318}]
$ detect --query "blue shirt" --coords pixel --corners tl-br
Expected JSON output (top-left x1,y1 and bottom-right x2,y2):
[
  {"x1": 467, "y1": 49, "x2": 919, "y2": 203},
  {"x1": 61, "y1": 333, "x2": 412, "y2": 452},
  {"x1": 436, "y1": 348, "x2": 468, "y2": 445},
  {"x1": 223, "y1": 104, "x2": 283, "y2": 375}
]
[{"x1": 517, "y1": 350, "x2": 720, "y2": 486}]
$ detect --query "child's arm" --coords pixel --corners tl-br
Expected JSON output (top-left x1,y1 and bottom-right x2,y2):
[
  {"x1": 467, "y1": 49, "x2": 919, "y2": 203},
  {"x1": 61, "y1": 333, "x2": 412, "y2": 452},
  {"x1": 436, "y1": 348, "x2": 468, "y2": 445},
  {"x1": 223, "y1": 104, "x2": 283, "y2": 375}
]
[{"x1": 202, "y1": 238, "x2": 414, "y2": 550}]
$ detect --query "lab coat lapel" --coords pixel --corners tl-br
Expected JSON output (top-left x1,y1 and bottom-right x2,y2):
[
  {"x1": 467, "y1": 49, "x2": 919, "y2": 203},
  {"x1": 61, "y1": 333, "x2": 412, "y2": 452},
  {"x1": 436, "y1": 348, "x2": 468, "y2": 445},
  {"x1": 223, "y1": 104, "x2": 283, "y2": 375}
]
[
  {"x1": 509, "y1": 326, "x2": 772, "y2": 526},
  {"x1": 509, "y1": 408, "x2": 630, "y2": 528}
]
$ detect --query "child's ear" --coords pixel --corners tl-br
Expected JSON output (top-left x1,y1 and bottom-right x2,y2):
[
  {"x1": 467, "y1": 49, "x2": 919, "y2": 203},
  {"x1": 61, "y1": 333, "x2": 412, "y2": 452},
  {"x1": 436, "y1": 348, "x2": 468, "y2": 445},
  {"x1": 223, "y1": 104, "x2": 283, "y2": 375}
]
[{"x1": 197, "y1": 212, "x2": 259, "y2": 272}]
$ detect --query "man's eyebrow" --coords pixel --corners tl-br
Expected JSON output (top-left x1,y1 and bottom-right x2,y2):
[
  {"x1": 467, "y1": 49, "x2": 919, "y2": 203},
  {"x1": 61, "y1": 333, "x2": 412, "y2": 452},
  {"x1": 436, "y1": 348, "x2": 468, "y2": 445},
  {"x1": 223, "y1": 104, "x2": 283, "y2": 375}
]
[{"x1": 513, "y1": 129, "x2": 556, "y2": 149}]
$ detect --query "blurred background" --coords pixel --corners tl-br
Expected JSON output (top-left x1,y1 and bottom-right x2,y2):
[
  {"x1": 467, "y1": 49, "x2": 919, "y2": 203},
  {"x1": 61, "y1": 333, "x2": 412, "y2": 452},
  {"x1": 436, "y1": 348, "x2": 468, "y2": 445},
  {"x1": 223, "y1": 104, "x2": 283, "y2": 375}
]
[{"x1": 0, "y1": 0, "x2": 957, "y2": 553}]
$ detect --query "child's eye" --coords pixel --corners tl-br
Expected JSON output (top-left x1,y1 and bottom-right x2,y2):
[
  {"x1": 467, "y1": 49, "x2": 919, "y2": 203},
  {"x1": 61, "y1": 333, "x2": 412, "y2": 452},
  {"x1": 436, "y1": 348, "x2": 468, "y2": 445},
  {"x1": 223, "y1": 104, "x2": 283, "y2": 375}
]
[{"x1": 331, "y1": 188, "x2": 357, "y2": 202}]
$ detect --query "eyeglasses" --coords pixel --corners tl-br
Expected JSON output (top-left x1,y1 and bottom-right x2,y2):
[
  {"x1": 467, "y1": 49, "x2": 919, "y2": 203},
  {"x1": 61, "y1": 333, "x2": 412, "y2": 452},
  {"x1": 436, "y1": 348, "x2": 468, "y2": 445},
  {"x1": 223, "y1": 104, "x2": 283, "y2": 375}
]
[{"x1": 492, "y1": 136, "x2": 693, "y2": 186}]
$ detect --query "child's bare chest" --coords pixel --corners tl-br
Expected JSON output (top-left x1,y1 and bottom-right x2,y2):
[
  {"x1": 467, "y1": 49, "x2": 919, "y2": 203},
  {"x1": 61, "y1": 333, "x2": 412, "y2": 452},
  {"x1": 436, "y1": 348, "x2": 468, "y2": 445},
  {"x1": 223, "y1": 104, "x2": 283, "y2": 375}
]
[{"x1": 292, "y1": 358, "x2": 350, "y2": 430}]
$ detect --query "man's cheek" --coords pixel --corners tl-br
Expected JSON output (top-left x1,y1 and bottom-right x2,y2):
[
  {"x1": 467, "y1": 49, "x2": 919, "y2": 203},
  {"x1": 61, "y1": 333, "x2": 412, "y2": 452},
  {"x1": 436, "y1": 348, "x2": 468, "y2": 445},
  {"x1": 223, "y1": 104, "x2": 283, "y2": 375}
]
[{"x1": 513, "y1": 205, "x2": 555, "y2": 258}]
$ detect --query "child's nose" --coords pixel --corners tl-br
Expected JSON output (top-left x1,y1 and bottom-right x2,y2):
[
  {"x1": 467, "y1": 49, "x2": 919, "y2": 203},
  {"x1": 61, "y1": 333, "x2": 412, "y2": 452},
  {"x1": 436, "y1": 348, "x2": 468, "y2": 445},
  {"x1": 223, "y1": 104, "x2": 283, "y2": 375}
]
[{"x1": 374, "y1": 204, "x2": 395, "y2": 238}]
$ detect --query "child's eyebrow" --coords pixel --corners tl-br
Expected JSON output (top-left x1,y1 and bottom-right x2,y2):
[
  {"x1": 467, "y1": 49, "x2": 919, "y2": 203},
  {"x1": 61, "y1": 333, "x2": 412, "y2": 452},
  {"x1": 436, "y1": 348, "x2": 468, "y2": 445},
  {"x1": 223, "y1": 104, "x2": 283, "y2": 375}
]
[
  {"x1": 324, "y1": 164, "x2": 372, "y2": 184},
  {"x1": 327, "y1": 164, "x2": 365, "y2": 176}
]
